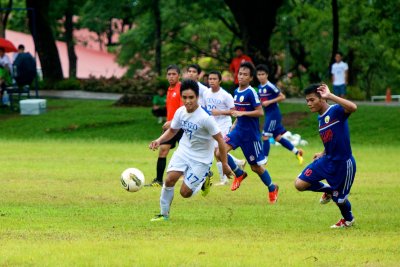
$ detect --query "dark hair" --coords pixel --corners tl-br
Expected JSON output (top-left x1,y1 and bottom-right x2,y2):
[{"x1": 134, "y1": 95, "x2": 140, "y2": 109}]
[
  {"x1": 234, "y1": 46, "x2": 244, "y2": 52},
  {"x1": 335, "y1": 51, "x2": 343, "y2": 56},
  {"x1": 18, "y1": 44, "x2": 25, "y2": 50},
  {"x1": 239, "y1": 61, "x2": 255, "y2": 77},
  {"x1": 166, "y1": 64, "x2": 180, "y2": 74},
  {"x1": 187, "y1": 63, "x2": 201, "y2": 74},
  {"x1": 303, "y1": 83, "x2": 322, "y2": 97},
  {"x1": 208, "y1": 70, "x2": 221, "y2": 81},
  {"x1": 180, "y1": 79, "x2": 199, "y2": 96},
  {"x1": 256, "y1": 64, "x2": 269, "y2": 74}
]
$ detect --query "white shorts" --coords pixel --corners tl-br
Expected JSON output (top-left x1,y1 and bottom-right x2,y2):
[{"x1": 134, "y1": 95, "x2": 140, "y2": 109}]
[
  {"x1": 167, "y1": 153, "x2": 212, "y2": 190},
  {"x1": 213, "y1": 121, "x2": 232, "y2": 148}
]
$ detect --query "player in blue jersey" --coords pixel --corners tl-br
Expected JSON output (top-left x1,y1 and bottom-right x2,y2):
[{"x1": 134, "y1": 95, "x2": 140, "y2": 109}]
[
  {"x1": 256, "y1": 64, "x2": 304, "y2": 165},
  {"x1": 295, "y1": 83, "x2": 357, "y2": 228},
  {"x1": 216, "y1": 62, "x2": 279, "y2": 204}
]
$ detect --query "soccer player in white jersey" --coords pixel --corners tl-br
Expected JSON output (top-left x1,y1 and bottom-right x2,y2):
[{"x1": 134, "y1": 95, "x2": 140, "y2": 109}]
[
  {"x1": 186, "y1": 63, "x2": 209, "y2": 107},
  {"x1": 204, "y1": 70, "x2": 246, "y2": 185},
  {"x1": 149, "y1": 79, "x2": 233, "y2": 222}
]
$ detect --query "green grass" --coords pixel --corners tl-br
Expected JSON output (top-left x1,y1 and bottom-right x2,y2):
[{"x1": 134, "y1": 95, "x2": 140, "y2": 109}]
[{"x1": 1, "y1": 100, "x2": 400, "y2": 266}]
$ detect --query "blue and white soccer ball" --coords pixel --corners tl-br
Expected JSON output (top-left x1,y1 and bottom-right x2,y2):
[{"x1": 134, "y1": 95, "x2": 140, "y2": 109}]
[{"x1": 120, "y1": 168, "x2": 145, "y2": 192}]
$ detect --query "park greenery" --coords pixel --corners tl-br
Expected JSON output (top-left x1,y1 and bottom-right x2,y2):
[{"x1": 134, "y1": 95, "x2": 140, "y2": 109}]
[
  {"x1": 0, "y1": 99, "x2": 400, "y2": 265},
  {"x1": 1, "y1": 0, "x2": 399, "y2": 99}
]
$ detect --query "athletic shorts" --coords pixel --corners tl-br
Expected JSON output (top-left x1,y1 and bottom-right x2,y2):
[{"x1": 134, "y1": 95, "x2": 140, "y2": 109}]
[
  {"x1": 161, "y1": 129, "x2": 184, "y2": 149},
  {"x1": 298, "y1": 155, "x2": 356, "y2": 203},
  {"x1": 333, "y1": 84, "x2": 346, "y2": 96},
  {"x1": 213, "y1": 121, "x2": 232, "y2": 148},
  {"x1": 262, "y1": 118, "x2": 286, "y2": 138},
  {"x1": 167, "y1": 153, "x2": 212, "y2": 191},
  {"x1": 225, "y1": 131, "x2": 266, "y2": 166}
]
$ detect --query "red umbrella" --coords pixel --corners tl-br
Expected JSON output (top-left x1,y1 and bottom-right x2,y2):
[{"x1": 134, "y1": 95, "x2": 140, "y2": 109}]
[{"x1": 0, "y1": 38, "x2": 17, "y2": 52}]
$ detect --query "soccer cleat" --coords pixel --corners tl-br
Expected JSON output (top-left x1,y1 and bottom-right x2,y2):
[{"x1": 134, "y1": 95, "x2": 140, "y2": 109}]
[
  {"x1": 231, "y1": 171, "x2": 248, "y2": 191},
  {"x1": 268, "y1": 184, "x2": 279, "y2": 204},
  {"x1": 330, "y1": 218, "x2": 355, "y2": 228},
  {"x1": 201, "y1": 173, "x2": 213, "y2": 197},
  {"x1": 320, "y1": 192, "x2": 332, "y2": 204},
  {"x1": 237, "y1": 159, "x2": 247, "y2": 170},
  {"x1": 144, "y1": 178, "x2": 162, "y2": 187},
  {"x1": 150, "y1": 214, "x2": 169, "y2": 222},
  {"x1": 296, "y1": 149, "x2": 304, "y2": 165}
]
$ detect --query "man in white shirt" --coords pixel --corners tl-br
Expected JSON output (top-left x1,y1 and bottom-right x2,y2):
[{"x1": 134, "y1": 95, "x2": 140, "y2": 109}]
[
  {"x1": 149, "y1": 79, "x2": 233, "y2": 222},
  {"x1": 331, "y1": 52, "x2": 349, "y2": 98},
  {"x1": 203, "y1": 70, "x2": 246, "y2": 185}
]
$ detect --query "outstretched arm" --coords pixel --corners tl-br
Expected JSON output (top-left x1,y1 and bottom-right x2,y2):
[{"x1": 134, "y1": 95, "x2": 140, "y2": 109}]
[
  {"x1": 149, "y1": 128, "x2": 178, "y2": 150},
  {"x1": 318, "y1": 84, "x2": 357, "y2": 114}
]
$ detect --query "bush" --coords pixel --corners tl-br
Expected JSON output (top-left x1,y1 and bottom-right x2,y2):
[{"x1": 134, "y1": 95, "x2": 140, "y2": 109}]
[{"x1": 347, "y1": 85, "x2": 366, "y2": 100}]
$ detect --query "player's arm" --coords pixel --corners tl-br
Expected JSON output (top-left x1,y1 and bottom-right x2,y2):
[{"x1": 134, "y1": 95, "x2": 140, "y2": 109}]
[
  {"x1": 213, "y1": 132, "x2": 233, "y2": 178},
  {"x1": 212, "y1": 107, "x2": 235, "y2": 116},
  {"x1": 318, "y1": 84, "x2": 357, "y2": 114},
  {"x1": 262, "y1": 92, "x2": 286, "y2": 107},
  {"x1": 231, "y1": 105, "x2": 263, "y2": 118},
  {"x1": 149, "y1": 127, "x2": 178, "y2": 150}
]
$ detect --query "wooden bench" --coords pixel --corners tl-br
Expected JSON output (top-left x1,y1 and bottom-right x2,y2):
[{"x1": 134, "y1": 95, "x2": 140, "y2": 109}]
[{"x1": 371, "y1": 95, "x2": 400, "y2": 102}]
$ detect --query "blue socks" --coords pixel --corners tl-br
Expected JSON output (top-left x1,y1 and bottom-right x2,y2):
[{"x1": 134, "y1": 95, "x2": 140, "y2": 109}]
[
  {"x1": 227, "y1": 154, "x2": 244, "y2": 177},
  {"x1": 263, "y1": 139, "x2": 270, "y2": 157},
  {"x1": 279, "y1": 137, "x2": 295, "y2": 152},
  {"x1": 337, "y1": 200, "x2": 353, "y2": 222},
  {"x1": 259, "y1": 170, "x2": 275, "y2": 192},
  {"x1": 307, "y1": 182, "x2": 332, "y2": 193}
]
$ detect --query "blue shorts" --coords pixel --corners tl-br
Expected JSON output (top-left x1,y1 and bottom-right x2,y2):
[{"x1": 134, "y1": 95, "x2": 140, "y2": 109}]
[
  {"x1": 333, "y1": 84, "x2": 346, "y2": 96},
  {"x1": 262, "y1": 117, "x2": 286, "y2": 138},
  {"x1": 298, "y1": 155, "x2": 356, "y2": 203},
  {"x1": 225, "y1": 131, "x2": 266, "y2": 166}
]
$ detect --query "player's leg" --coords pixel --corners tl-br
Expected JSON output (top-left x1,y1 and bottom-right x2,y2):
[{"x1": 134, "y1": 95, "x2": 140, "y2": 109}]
[
  {"x1": 295, "y1": 158, "x2": 332, "y2": 194},
  {"x1": 275, "y1": 129, "x2": 304, "y2": 165},
  {"x1": 330, "y1": 157, "x2": 356, "y2": 228},
  {"x1": 180, "y1": 160, "x2": 213, "y2": 198},
  {"x1": 262, "y1": 118, "x2": 274, "y2": 161}
]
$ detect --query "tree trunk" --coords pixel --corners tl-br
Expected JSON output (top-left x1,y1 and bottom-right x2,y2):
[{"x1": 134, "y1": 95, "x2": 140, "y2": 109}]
[
  {"x1": 224, "y1": 0, "x2": 283, "y2": 67},
  {"x1": 0, "y1": 0, "x2": 13, "y2": 38},
  {"x1": 153, "y1": 0, "x2": 161, "y2": 75},
  {"x1": 26, "y1": 0, "x2": 63, "y2": 82},
  {"x1": 330, "y1": 0, "x2": 339, "y2": 69},
  {"x1": 65, "y1": 1, "x2": 77, "y2": 78}
]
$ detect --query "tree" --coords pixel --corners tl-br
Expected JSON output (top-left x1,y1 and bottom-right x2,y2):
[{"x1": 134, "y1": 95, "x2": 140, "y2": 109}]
[
  {"x1": 0, "y1": 0, "x2": 12, "y2": 38},
  {"x1": 224, "y1": 0, "x2": 284, "y2": 66},
  {"x1": 26, "y1": 0, "x2": 63, "y2": 81}
]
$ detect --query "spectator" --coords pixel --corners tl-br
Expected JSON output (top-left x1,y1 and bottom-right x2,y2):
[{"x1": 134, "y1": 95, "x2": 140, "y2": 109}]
[
  {"x1": 152, "y1": 88, "x2": 167, "y2": 123},
  {"x1": 229, "y1": 46, "x2": 253, "y2": 87},
  {"x1": 0, "y1": 47, "x2": 12, "y2": 100},
  {"x1": 331, "y1": 52, "x2": 349, "y2": 98},
  {"x1": 12, "y1": 44, "x2": 25, "y2": 62}
]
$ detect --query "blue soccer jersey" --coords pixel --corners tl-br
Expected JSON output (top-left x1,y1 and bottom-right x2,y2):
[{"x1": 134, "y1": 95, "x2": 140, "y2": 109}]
[
  {"x1": 258, "y1": 81, "x2": 286, "y2": 137},
  {"x1": 233, "y1": 86, "x2": 262, "y2": 141},
  {"x1": 318, "y1": 104, "x2": 352, "y2": 160}
]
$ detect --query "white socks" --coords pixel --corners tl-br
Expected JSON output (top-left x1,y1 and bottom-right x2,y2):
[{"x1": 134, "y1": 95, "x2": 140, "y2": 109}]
[{"x1": 160, "y1": 185, "x2": 174, "y2": 216}]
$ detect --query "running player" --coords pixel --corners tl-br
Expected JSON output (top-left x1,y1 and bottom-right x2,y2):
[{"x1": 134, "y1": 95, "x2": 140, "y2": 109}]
[
  {"x1": 216, "y1": 62, "x2": 279, "y2": 204},
  {"x1": 149, "y1": 79, "x2": 232, "y2": 221},
  {"x1": 295, "y1": 83, "x2": 357, "y2": 228},
  {"x1": 203, "y1": 70, "x2": 246, "y2": 186},
  {"x1": 256, "y1": 64, "x2": 304, "y2": 165}
]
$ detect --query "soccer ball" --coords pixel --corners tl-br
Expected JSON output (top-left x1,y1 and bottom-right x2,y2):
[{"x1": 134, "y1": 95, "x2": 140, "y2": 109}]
[{"x1": 120, "y1": 168, "x2": 145, "y2": 192}]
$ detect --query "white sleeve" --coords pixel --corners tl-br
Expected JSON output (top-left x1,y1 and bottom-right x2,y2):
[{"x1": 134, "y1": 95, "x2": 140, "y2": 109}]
[
  {"x1": 225, "y1": 91, "x2": 235, "y2": 109},
  {"x1": 170, "y1": 107, "x2": 182, "y2": 130},
  {"x1": 204, "y1": 116, "x2": 220, "y2": 136}
]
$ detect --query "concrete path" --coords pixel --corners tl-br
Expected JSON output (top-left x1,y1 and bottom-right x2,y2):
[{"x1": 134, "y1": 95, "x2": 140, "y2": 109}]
[{"x1": 36, "y1": 90, "x2": 399, "y2": 106}]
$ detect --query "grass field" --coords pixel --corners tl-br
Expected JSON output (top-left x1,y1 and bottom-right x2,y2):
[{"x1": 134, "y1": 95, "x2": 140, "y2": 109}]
[{"x1": 1, "y1": 100, "x2": 400, "y2": 266}]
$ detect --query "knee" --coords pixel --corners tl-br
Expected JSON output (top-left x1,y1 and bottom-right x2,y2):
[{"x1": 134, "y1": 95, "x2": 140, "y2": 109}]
[
  {"x1": 294, "y1": 179, "x2": 307, "y2": 191},
  {"x1": 180, "y1": 188, "x2": 192, "y2": 198},
  {"x1": 275, "y1": 135, "x2": 282, "y2": 142},
  {"x1": 159, "y1": 146, "x2": 170, "y2": 158},
  {"x1": 250, "y1": 164, "x2": 262, "y2": 174}
]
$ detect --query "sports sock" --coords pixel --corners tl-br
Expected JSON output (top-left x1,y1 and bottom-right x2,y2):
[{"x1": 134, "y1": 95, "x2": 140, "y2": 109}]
[
  {"x1": 216, "y1": 161, "x2": 226, "y2": 182},
  {"x1": 337, "y1": 200, "x2": 353, "y2": 222},
  {"x1": 279, "y1": 138, "x2": 295, "y2": 153},
  {"x1": 307, "y1": 182, "x2": 332, "y2": 193},
  {"x1": 263, "y1": 138, "x2": 271, "y2": 157},
  {"x1": 259, "y1": 170, "x2": 276, "y2": 192},
  {"x1": 228, "y1": 154, "x2": 243, "y2": 177},
  {"x1": 160, "y1": 185, "x2": 174, "y2": 216},
  {"x1": 156, "y1": 157, "x2": 167, "y2": 182}
]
